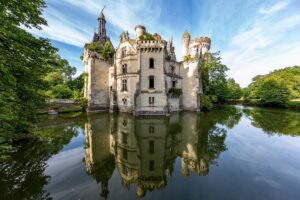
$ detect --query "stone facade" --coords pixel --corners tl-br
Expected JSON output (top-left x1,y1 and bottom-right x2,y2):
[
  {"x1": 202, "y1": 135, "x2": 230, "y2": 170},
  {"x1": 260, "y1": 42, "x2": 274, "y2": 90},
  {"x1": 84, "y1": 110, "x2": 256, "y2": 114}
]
[{"x1": 83, "y1": 10, "x2": 211, "y2": 115}]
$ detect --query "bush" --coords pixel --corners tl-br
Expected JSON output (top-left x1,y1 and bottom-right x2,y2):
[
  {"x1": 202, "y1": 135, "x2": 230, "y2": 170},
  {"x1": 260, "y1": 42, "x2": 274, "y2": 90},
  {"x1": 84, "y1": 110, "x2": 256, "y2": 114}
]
[
  {"x1": 85, "y1": 41, "x2": 102, "y2": 53},
  {"x1": 183, "y1": 55, "x2": 191, "y2": 62},
  {"x1": 51, "y1": 84, "x2": 73, "y2": 99},
  {"x1": 201, "y1": 95, "x2": 214, "y2": 111},
  {"x1": 74, "y1": 97, "x2": 88, "y2": 112},
  {"x1": 286, "y1": 101, "x2": 300, "y2": 110},
  {"x1": 139, "y1": 33, "x2": 154, "y2": 40}
]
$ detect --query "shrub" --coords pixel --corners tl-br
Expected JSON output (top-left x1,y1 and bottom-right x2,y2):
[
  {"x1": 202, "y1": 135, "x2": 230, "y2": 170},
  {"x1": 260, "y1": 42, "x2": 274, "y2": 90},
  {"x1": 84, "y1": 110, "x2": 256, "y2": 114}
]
[
  {"x1": 183, "y1": 55, "x2": 192, "y2": 62},
  {"x1": 85, "y1": 41, "x2": 102, "y2": 53},
  {"x1": 201, "y1": 95, "x2": 214, "y2": 111},
  {"x1": 51, "y1": 84, "x2": 73, "y2": 99},
  {"x1": 139, "y1": 33, "x2": 154, "y2": 40}
]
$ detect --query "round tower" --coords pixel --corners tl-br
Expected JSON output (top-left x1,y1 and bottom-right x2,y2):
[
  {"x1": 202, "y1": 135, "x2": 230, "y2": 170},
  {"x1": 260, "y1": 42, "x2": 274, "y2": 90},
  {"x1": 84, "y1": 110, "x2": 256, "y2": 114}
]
[
  {"x1": 135, "y1": 25, "x2": 146, "y2": 40},
  {"x1": 200, "y1": 37, "x2": 211, "y2": 55},
  {"x1": 182, "y1": 31, "x2": 191, "y2": 56}
]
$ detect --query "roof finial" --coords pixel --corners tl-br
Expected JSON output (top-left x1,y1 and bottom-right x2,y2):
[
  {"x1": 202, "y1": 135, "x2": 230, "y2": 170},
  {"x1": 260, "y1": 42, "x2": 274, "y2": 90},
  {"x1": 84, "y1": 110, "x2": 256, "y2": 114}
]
[{"x1": 101, "y1": 5, "x2": 105, "y2": 13}]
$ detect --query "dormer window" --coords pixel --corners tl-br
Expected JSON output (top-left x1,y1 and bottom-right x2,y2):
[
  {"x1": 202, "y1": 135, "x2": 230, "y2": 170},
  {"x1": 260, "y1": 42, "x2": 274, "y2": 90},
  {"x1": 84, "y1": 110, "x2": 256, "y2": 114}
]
[{"x1": 149, "y1": 58, "x2": 154, "y2": 68}]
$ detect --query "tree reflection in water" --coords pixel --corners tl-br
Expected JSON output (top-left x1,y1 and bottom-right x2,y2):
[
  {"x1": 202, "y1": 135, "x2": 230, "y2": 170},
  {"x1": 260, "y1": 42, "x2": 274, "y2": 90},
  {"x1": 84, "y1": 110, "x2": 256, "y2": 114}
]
[
  {"x1": 0, "y1": 123, "x2": 83, "y2": 200},
  {"x1": 84, "y1": 106, "x2": 242, "y2": 199},
  {"x1": 243, "y1": 107, "x2": 300, "y2": 136}
]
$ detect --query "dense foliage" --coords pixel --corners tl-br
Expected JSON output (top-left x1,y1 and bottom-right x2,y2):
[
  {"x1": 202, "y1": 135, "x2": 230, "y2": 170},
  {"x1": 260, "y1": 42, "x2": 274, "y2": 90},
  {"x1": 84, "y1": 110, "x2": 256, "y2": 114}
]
[
  {"x1": 0, "y1": 1, "x2": 56, "y2": 139},
  {"x1": 85, "y1": 41, "x2": 113, "y2": 61},
  {"x1": 243, "y1": 66, "x2": 300, "y2": 107},
  {"x1": 0, "y1": 1, "x2": 85, "y2": 157},
  {"x1": 200, "y1": 52, "x2": 242, "y2": 110},
  {"x1": 139, "y1": 33, "x2": 154, "y2": 40}
]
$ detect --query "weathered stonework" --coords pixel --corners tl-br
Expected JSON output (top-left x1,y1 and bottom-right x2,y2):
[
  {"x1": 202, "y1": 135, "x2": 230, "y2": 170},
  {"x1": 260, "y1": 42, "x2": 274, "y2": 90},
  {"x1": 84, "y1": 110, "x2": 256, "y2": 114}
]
[{"x1": 83, "y1": 10, "x2": 211, "y2": 115}]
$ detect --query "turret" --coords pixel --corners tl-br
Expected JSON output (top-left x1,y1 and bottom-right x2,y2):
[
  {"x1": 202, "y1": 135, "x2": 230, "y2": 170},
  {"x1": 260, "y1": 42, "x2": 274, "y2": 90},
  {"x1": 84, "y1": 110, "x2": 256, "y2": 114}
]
[
  {"x1": 200, "y1": 37, "x2": 211, "y2": 55},
  {"x1": 182, "y1": 31, "x2": 190, "y2": 56},
  {"x1": 98, "y1": 7, "x2": 106, "y2": 37},
  {"x1": 135, "y1": 25, "x2": 146, "y2": 40}
]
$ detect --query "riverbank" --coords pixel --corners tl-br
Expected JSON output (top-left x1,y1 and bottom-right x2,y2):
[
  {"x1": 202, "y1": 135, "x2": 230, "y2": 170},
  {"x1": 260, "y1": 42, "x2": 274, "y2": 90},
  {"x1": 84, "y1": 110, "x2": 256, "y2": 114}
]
[{"x1": 224, "y1": 99, "x2": 300, "y2": 111}]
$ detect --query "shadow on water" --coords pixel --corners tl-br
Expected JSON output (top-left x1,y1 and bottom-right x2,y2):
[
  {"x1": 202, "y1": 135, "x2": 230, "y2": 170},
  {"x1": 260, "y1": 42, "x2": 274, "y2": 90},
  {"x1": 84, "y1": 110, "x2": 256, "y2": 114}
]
[{"x1": 1, "y1": 105, "x2": 300, "y2": 199}]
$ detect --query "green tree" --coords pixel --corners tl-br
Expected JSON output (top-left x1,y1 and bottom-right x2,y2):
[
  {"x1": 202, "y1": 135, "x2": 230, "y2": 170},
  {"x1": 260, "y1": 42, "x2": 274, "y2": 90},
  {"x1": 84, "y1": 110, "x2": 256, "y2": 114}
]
[
  {"x1": 225, "y1": 78, "x2": 242, "y2": 100},
  {"x1": 201, "y1": 51, "x2": 229, "y2": 106},
  {"x1": 101, "y1": 41, "x2": 113, "y2": 61},
  {"x1": 0, "y1": 1, "x2": 58, "y2": 135},
  {"x1": 43, "y1": 54, "x2": 76, "y2": 99},
  {"x1": 244, "y1": 66, "x2": 300, "y2": 102},
  {"x1": 256, "y1": 78, "x2": 291, "y2": 106}
]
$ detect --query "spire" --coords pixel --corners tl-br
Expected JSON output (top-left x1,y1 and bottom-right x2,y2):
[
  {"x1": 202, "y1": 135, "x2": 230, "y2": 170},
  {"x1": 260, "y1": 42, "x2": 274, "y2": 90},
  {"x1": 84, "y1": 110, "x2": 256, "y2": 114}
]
[{"x1": 98, "y1": 6, "x2": 106, "y2": 37}]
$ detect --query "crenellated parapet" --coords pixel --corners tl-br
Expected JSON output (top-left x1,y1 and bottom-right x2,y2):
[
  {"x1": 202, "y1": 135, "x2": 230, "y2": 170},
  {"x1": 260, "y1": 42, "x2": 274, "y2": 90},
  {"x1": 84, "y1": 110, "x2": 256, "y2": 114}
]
[{"x1": 136, "y1": 40, "x2": 164, "y2": 52}]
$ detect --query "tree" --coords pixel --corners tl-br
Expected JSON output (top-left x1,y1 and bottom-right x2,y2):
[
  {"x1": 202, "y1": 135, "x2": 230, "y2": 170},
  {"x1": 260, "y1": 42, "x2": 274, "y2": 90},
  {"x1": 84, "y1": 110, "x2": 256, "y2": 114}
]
[
  {"x1": 43, "y1": 54, "x2": 76, "y2": 99},
  {"x1": 101, "y1": 41, "x2": 113, "y2": 61},
  {"x1": 201, "y1": 51, "x2": 229, "y2": 103},
  {"x1": 244, "y1": 66, "x2": 300, "y2": 102},
  {"x1": 0, "y1": 1, "x2": 61, "y2": 155},
  {"x1": 256, "y1": 78, "x2": 291, "y2": 106},
  {"x1": 225, "y1": 78, "x2": 242, "y2": 100}
]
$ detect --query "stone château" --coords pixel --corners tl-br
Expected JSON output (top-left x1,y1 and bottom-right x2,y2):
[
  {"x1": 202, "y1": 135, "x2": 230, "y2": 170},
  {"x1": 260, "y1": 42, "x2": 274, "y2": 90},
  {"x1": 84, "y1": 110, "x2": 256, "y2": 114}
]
[{"x1": 82, "y1": 9, "x2": 211, "y2": 115}]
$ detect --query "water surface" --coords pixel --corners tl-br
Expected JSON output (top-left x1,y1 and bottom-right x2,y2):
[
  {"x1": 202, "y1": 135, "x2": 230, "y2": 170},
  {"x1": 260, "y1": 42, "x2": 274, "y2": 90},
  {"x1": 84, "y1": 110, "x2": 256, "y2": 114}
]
[{"x1": 1, "y1": 106, "x2": 300, "y2": 200}]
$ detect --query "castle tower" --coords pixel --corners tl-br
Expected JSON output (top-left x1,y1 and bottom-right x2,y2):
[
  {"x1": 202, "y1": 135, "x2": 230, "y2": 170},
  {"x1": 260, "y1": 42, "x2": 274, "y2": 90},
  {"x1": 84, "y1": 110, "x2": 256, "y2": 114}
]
[
  {"x1": 200, "y1": 37, "x2": 211, "y2": 57},
  {"x1": 135, "y1": 25, "x2": 146, "y2": 40},
  {"x1": 182, "y1": 31, "x2": 190, "y2": 56},
  {"x1": 83, "y1": 8, "x2": 114, "y2": 111},
  {"x1": 135, "y1": 27, "x2": 168, "y2": 115}
]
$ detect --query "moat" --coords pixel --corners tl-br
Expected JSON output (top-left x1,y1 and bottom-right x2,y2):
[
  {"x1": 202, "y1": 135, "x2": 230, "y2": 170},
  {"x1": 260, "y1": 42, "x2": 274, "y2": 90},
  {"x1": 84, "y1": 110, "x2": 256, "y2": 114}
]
[{"x1": 1, "y1": 105, "x2": 300, "y2": 200}]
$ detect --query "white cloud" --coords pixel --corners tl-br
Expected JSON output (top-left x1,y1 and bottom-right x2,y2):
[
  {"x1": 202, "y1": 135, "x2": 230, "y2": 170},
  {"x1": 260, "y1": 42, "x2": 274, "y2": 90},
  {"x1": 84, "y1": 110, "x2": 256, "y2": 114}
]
[
  {"x1": 258, "y1": 1, "x2": 290, "y2": 14},
  {"x1": 222, "y1": 12, "x2": 300, "y2": 87},
  {"x1": 25, "y1": 0, "x2": 167, "y2": 50}
]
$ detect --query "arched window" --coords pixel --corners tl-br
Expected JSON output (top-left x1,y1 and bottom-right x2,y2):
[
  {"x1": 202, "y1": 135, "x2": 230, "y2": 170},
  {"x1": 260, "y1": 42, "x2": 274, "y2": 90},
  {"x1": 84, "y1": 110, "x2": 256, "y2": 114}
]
[
  {"x1": 149, "y1": 76, "x2": 154, "y2": 89},
  {"x1": 122, "y1": 64, "x2": 127, "y2": 74},
  {"x1": 149, "y1": 58, "x2": 154, "y2": 68}
]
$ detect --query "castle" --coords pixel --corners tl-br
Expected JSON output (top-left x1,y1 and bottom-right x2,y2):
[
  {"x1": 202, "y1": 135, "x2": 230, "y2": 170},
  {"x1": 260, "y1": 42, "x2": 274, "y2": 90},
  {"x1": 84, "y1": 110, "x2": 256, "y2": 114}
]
[{"x1": 83, "y1": 9, "x2": 211, "y2": 115}]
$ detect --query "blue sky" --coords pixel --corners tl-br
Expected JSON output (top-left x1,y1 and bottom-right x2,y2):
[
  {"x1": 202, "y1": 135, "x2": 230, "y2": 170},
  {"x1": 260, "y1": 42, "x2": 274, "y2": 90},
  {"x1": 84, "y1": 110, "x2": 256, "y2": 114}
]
[{"x1": 27, "y1": 0, "x2": 300, "y2": 87}]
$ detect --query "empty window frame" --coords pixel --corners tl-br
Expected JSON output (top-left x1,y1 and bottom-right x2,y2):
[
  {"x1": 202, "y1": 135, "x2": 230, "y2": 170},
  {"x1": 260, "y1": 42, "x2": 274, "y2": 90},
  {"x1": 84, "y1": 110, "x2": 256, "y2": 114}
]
[
  {"x1": 149, "y1": 97, "x2": 155, "y2": 106},
  {"x1": 149, "y1": 140, "x2": 154, "y2": 154},
  {"x1": 122, "y1": 64, "x2": 127, "y2": 74},
  {"x1": 122, "y1": 79, "x2": 127, "y2": 91},
  {"x1": 149, "y1": 58, "x2": 154, "y2": 68},
  {"x1": 149, "y1": 160, "x2": 155, "y2": 171},
  {"x1": 149, "y1": 76, "x2": 155, "y2": 89}
]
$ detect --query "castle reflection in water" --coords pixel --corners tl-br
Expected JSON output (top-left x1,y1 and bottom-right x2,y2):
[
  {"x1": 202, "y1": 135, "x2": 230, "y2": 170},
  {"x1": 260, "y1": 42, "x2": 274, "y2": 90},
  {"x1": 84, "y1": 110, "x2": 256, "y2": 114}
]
[{"x1": 84, "y1": 112, "x2": 229, "y2": 199}]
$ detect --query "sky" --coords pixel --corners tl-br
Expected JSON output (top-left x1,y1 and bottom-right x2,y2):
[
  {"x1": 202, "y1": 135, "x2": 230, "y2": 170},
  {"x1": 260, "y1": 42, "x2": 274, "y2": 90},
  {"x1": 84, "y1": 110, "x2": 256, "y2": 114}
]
[{"x1": 26, "y1": 0, "x2": 300, "y2": 87}]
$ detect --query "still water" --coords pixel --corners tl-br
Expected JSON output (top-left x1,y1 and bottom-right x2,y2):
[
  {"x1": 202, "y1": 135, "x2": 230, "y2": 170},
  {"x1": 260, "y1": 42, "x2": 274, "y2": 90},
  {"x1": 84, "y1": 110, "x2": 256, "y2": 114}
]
[{"x1": 1, "y1": 105, "x2": 300, "y2": 200}]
